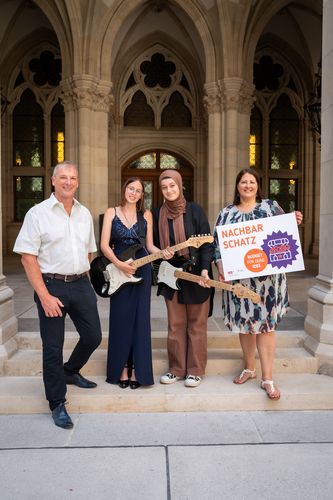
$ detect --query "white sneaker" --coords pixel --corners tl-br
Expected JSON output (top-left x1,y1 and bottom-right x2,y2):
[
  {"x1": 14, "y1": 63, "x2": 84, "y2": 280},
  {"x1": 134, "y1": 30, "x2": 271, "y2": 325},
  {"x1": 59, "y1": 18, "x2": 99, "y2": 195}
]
[
  {"x1": 160, "y1": 372, "x2": 182, "y2": 384},
  {"x1": 185, "y1": 375, "x2": 202, "y2": 387}
]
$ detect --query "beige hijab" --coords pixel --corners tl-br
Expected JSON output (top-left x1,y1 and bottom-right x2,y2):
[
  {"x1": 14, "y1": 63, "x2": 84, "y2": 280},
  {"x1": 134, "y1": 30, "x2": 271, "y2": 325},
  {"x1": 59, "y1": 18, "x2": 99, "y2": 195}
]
[{"x1": 158, "y1": 170, "x2": 188, "y2": 256}]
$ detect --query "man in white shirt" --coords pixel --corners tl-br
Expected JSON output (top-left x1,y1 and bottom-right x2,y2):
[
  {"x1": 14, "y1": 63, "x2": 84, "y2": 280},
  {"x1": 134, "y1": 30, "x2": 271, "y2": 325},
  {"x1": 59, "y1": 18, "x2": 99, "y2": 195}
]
[{"x1": 14, "y1": 161, "x2": 102, "y2": 429}]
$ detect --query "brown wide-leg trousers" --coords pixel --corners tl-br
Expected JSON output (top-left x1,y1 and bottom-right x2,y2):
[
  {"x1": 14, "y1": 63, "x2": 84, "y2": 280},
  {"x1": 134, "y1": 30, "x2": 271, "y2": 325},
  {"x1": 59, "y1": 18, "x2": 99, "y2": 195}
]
[{"x1": 164, "y1": 293, "x2": 210, "y2": 377}]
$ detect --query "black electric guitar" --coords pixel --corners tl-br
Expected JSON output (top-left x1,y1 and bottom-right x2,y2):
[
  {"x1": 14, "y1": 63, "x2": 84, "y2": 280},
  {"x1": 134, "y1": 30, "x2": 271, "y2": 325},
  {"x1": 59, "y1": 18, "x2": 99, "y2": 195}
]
[
  {"x1": 90, "y1": 235, "x2": 214, "y2": 297},
  {"x1": 157, "y1": 261, "x2": 261, "y2": 304}
]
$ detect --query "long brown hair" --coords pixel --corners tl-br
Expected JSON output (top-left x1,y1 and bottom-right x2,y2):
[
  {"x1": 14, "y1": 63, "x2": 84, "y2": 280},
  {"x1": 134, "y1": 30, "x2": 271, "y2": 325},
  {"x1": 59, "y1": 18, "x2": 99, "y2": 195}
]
[
  {"x1": 233, "y1": 168, "x2": 263, "y2": 205},
  {"x1": 121, "y1": 177, "x2": 145, "y2": 212}
]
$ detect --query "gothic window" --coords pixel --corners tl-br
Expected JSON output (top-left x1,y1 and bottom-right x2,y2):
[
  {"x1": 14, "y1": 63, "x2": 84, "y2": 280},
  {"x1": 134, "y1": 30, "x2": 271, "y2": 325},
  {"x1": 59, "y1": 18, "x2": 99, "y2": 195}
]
[
  {"x1": 249, "y1": 106, "x2": 262, "y2": 170},
  {"x1": 51, "y1": 101, "x2": 65, "y2": 166},
  {"x1": 29, "y1": 50, "x2": 62, "y2": 86},
  {"x1": 128, "y1": 153, "x2": 156, "y2": 169},
  {"x1": 124, "y1": 91, "x2": 154, "y2": 126},
  {"x1": 161, "y1": 91, "x2": 192, "y2": 127},
  {"x1": 13, "y1": 89, "x2": 44, "y2": 167},
  {"x1": 254, "y1": 56, "x2": 284, "y2": 92},
  {"x1": 269, "y1": 94, "x2": 299, "y2": 212},
  {"x1": 140, "y1": 53, "x2": 176, "y2": 88},
  {"x1": 14, "y1": 176, "x2": 44, "y2": 223},
  {"x1": 11, "y1": 49, "x2": 64, "y2": 221},
  {"x1": 270, "y1": 94, "x2": 298, "y2": 171},
  {"x1": 250, "y1": 57, "x2": 301, "y2": 214},
  {"x1": 122, "y1": 50, "x2": 194, "y2": 129}
]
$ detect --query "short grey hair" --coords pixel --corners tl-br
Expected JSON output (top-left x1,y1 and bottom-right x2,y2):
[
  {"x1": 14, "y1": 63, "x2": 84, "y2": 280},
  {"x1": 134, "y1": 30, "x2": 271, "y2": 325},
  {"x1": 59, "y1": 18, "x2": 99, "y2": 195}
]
[{"x1": 53, "y1": 161, "x2": 78, "y2": 177}]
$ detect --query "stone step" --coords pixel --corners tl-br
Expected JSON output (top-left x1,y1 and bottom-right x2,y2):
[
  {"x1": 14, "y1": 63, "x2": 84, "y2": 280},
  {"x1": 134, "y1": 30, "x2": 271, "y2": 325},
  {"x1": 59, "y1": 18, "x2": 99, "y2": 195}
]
[
  {"x1": 4, "y1": 346, "x2": 318, "y2": 377},
  {"x1": 17, "y1": 314, "x2": 307, "y2": 335},
  {"x1": 0, "y1": 373, "x2": 332, "y2": 414},
  {"x1": 14, "y1": 330, "x2": 306, "y2": 350}
]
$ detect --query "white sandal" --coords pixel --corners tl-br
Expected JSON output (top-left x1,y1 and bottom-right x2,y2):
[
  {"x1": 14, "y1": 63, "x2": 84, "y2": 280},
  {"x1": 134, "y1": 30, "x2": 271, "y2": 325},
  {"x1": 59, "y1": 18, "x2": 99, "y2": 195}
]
[
  {"x1": 261, "y1": 380, "x2": 280, "y2": 400},
  {"x1": 233, "y1": 368, "x2": 256, "y2": 385}
]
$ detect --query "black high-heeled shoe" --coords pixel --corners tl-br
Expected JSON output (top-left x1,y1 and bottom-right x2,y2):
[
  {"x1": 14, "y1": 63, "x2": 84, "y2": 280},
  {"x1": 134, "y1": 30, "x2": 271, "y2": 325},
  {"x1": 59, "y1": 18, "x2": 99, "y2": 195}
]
[
  {"x1": 118, "y1": 379, "x2": 129, "y2": 389},
  {"x1": 129, "y1": 365, "x2": 141, "y2": 389},
  {"x1": 118, "y1": 364, "x2": 129, "y2": 388},
  {"x1": 130, "y1": 380, "x2": 141, "y2": 389}
]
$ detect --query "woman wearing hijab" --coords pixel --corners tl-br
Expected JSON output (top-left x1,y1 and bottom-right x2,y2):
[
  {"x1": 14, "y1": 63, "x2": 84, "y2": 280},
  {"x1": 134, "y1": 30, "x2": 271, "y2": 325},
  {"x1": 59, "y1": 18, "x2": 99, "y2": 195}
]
[{"x1": 152, "y1": 169, "x2": 214, "y2": 387}]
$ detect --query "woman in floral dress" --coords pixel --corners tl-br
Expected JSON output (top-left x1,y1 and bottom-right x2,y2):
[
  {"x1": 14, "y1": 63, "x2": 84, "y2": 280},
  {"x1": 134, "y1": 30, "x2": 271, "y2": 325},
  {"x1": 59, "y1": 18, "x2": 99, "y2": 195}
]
[{"x1": 214, "y1": 168, "x2": 303, "y2": 399}]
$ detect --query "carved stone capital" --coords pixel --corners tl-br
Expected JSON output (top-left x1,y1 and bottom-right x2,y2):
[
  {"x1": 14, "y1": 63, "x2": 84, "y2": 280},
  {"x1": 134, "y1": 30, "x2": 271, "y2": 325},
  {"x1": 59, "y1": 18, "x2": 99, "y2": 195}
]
[
  {"x1": 220, "y1": 78, "x2": 255, "y2": 113},
  {"x1": 60, "y1": 75, "x2": 114, "y2": 113},
  {"x1": 203, "y1": 82, "x2": 222, "y2": 114}
]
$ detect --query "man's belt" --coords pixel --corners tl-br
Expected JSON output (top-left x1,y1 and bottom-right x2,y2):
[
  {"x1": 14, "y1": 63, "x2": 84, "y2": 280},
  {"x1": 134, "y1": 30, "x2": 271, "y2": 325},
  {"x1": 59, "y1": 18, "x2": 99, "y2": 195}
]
[{"x1": 42, "y1": 273, "x2": 87, "y2": 282}]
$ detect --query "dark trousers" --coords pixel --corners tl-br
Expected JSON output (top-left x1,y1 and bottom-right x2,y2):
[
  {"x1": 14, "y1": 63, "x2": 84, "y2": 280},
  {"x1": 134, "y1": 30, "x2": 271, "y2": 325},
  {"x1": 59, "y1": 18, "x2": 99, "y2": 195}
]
[{"x1": 35, "y1": 276, "x2": 102, "y2": 410}]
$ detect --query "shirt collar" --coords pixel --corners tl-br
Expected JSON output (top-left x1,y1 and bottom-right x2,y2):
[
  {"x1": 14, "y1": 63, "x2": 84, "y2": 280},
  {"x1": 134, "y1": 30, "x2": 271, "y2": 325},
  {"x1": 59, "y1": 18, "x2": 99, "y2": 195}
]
[{"x1": 49, "y1": 192, "x2": 81, "y2": 210}]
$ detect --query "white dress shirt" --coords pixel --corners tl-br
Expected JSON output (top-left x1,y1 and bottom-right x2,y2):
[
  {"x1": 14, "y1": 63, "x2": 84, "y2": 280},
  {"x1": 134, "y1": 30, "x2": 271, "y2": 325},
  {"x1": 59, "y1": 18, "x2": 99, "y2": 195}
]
[{"x1": 13, "y1": 193, "x2": 97, "y2": 274}]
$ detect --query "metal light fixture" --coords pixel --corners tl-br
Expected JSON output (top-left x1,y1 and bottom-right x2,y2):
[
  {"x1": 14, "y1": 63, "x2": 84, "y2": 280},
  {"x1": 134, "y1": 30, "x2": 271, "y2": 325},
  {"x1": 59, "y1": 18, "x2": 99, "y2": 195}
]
[{"x1": 304, "y1": 61, "x2": 321, "y2": 142}]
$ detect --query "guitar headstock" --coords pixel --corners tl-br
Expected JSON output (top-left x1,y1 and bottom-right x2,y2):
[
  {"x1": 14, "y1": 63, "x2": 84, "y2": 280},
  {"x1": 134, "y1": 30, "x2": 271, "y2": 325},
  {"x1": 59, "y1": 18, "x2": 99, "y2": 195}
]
[
  {"x1": 233, "y1": 284, "x2": 261, "y2": 304},
  {"x1": 187, "y1": 234, "x2": 214, "y2": 248}
]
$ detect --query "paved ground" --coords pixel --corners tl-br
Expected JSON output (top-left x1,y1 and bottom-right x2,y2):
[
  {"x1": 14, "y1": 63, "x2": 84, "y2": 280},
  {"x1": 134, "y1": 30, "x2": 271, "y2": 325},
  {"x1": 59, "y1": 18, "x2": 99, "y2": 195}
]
[
  {"x1": 1, "y1": 411, "x2": 333, "y2": 499},
  {"x1": 2, "y1": 256, "x2": 333, "y2": 500}
]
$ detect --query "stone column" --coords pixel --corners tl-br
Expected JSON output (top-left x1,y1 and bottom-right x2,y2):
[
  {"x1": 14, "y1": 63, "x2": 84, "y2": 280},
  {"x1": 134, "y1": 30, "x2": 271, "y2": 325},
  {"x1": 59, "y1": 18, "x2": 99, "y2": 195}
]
[
  {"x1": 61, "y1": 75, "x2": 113, "y2": 239},
  {"x1": 220, "y1": 77, "x2": 255, "y2": 205},
  {"x1": 304, "y1": 0, "x2": 333, "y2": 369},
  {"x1": 203, "y1": 82, "x2": 223, "y2": 225},
  {"x1": 203, "y1": 78, "x2": 255, "y2": 226},
  {"x1": 0, "y1": 109, "x2": 18, "y2": 374}
]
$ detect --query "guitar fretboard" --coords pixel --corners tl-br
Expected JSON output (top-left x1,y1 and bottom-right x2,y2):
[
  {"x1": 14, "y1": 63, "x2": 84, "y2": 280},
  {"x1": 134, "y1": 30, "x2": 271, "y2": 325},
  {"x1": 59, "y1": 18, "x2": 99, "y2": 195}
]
[
  {"x1": 131, "y1": 239, "x2": 209, "y2": 269},
  {"x1": 174, "y1": 270, "x2": 260, "y2": 303}
]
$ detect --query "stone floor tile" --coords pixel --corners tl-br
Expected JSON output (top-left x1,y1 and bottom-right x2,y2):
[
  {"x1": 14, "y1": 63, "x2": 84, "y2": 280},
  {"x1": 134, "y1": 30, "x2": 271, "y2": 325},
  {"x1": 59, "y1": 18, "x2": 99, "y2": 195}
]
[
  {"x1": 168, "y1": 443, "x2": 333, "y2": 500},
  {"x1": 250, "y1": 410, "x2": 333, "y2": 442},
  {"x1": 1, "y1": 447, "x2": 167, "y2": 500}
]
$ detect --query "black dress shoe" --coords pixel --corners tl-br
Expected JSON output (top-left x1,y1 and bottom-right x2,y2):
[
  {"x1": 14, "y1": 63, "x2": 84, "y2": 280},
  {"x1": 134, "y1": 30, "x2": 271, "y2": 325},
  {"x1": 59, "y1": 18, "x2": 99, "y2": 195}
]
[
  {"x1": 118, "y1": 379, "x2": 129, "y2": 389},
  {"x1": 130, "y1": 380, "x2": 141, "y2": 390},
  {"x1": 65, "y1": 372, "x2": 97, "y2": 389},
  {"x1": 52, "y1": 403, "x2": 73, "y2": 429}
]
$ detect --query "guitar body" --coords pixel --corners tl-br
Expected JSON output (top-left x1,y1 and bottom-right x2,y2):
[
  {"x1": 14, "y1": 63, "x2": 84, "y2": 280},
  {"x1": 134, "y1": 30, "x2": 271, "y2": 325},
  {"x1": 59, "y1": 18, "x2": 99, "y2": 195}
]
[
  {"x1": 105, "y1": 262, "x2": 143, "y2": 296},
  {"x1": 90, "y1": 236, "x2": 214, "y2": 298},
  {"x1": 157, "y1": 261, "x2": 182, "y2": 290},
  {"x1": 90, "y1": 244, "x2": 143, "y2": 297}
]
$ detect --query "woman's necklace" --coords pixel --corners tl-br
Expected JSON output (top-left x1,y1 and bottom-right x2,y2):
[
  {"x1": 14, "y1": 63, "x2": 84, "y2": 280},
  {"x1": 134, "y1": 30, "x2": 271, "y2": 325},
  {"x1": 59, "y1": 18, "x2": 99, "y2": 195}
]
[{"x1": 121, "y1": 207, "x2": 137, "y2": 228}]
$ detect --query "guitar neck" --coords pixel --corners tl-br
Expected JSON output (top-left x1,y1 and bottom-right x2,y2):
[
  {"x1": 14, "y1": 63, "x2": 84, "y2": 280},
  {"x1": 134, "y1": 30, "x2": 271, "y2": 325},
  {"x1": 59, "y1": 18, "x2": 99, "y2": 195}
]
[
  {"x1": 174, "y1": 270, "x2": 234, "y2": 292},
  {"x1": 132, "y1": 241, "x2": 192, "y2": 269}
]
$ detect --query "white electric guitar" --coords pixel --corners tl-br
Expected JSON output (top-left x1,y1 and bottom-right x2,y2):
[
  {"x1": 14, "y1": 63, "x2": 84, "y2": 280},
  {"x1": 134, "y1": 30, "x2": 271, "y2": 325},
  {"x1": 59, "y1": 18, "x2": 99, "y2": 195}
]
[
  {"x1": 157, "y1": 261, "x2": 261, "y2": 304},
  {"x1": 90, "y1": 235, "x2": 214, "y2": 297}
]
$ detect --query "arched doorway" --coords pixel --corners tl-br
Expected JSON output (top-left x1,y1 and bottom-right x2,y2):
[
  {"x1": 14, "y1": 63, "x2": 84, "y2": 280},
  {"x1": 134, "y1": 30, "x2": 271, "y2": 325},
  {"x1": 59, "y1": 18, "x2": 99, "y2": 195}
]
[{"x1": 122, "y1": 149, "x2": 193, "y2": 209}]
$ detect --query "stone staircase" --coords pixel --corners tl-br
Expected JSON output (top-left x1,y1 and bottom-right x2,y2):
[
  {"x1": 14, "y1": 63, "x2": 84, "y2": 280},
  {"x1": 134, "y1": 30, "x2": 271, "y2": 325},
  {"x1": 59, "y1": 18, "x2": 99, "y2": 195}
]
[
  {"x1": 1, "y1": 263, "x2": 333, "y2": 414},
  {"x1": 1, "y1": 323, "x2": 333, "y2": 414}
]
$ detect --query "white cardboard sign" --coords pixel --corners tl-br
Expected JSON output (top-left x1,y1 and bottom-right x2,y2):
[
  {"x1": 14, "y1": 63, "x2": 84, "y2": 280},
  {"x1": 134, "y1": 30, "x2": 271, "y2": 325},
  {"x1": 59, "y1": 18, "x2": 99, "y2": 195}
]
[{"x1": 216, "y1": 212, "x2": 304, "y2": 280}]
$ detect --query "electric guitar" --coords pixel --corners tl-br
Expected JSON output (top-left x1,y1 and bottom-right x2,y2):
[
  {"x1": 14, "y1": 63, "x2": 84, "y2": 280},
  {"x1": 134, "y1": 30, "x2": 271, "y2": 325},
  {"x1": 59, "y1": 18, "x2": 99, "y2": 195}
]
[
  {"x1": 90, "y1": 235, "x2": 214, "y2": 297},
  {"x1": 157, "y1": 261, "x2": 261, "y2": 304}
]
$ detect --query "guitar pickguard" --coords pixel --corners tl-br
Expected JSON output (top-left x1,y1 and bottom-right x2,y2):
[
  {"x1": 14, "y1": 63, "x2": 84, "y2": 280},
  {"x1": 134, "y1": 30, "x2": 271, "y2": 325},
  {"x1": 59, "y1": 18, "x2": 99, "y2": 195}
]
[
  {"x1": 157, "y1": 261, "x2": 182, "y2": 289},
  {"x1": 105, "y1": 263, "x2": 143, "y2": 295}
]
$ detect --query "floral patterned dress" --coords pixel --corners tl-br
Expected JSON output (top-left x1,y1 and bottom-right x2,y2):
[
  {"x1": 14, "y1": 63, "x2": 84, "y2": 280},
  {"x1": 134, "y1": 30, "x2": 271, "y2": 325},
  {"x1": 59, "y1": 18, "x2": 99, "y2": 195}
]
[{"x1": 213, "y1": 199, "x2": 289, "y2": 334}]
